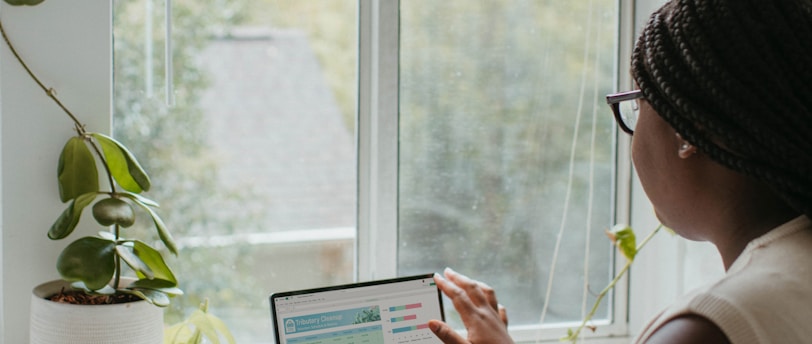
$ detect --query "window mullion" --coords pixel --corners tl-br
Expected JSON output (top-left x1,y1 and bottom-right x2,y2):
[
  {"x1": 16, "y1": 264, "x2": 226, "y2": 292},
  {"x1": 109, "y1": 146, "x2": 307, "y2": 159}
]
[{"x1": 357, "y1": 0, "x2": 400, "y2": 281}]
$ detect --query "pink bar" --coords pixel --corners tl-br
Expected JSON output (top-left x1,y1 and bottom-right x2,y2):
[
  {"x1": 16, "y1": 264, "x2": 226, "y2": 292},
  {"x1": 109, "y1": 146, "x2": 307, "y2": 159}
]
[
  {"x1": 404, "y1": 314, "x2": 417, "y2": 321},
  {"x1": 405, "y1": 303, "x2": 422, "y2": 310},
  {"x1": 416, "y1": 323, "x2": 430, "y2": 330}
]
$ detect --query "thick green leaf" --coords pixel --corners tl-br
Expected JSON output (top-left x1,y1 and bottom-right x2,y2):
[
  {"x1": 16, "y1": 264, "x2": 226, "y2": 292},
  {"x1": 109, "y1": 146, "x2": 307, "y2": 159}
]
[
  {"x1": 71, "y1": 281, "x2": 116, "y2": 295},
  {"x1": 128, "y1": 278, "x2": 183, "y2": 295},
  {"x1": 57, "y1": 237, "x2": 116, "y2": 290},
  {"x1": 132, "y1": 201, "x2": 178, "y2": 255},
  {"x1": 49, "y1": 192, "x2": 98, "y2": 239},
  {"x1": 90, "y1": 133, "x2": 151, "y2": 193},
  {"x1": 132, "y1": 240, "x2": 177, "y2": 284},
  {"x1": 124, "y1": 288, "x2": 171, "y2": 307},
  {"x1": 3, "y1": 0, "x2": 46, "y2": 6},
  {"x1": 92, "y1": 197, "x2": 136, "y2": 227},
  {"x1": 119, "y1": 191, "x2": 160, "y2": 207},
  {"x1": 116, "y1": 244, "x2": 154, "y2": 279},
  {"x1": 98, "y1": 231, "x2": 116, "y2": 241},
  {"x1": 57, "y1": 136, "x2": 99, "y2": 202}
]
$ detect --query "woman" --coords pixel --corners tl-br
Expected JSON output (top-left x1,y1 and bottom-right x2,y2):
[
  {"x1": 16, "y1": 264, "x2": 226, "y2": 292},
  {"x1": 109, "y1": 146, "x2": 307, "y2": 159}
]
[{"x1": 428, "y1": 0, "x2": 812, "y2": 343}]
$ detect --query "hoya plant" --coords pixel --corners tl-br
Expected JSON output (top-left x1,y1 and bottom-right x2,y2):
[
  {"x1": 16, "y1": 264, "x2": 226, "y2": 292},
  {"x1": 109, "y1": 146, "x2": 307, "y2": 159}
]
[
  {"x1": 50, "y1": 131, "x2": 182, "y2": 305},
  {"x1": 2, "y1": 0, "x2": 181, "y2": 305}
]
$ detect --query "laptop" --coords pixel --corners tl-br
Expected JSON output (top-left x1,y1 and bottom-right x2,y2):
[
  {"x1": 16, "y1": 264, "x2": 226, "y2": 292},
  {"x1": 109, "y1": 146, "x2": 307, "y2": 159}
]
[{"x1": 270, "y1": 273, "x2": 445, "y2": 344}]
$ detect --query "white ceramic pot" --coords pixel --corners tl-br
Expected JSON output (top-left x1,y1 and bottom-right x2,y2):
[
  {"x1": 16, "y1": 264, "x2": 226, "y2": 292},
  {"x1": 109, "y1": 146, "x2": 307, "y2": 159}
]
[{"x1": 30, "y1": 279, "x2": 164, "y2": 344}]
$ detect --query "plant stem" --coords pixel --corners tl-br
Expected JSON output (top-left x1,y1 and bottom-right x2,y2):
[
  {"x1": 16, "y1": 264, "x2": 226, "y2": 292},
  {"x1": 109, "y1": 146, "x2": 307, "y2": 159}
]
[
  {"x1": 1, "y1": 17, "x2": 124, "y2": 291},
  {"x1": 0, "y1": 18, "x2": 117, "y2": 196},
  {"x1": 0, "y1": 18, "x2": 85, "y2": 134},
  {"x1": 113, "y1": 224, "x2": 121, "y2": 289},
  {"x1": 565, "y1": 224, "x2": 664, "y2": 342}
]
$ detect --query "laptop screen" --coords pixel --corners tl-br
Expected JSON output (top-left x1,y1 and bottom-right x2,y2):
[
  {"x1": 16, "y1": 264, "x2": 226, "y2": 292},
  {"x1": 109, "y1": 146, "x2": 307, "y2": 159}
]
[{"x1": 270, "y1": 273, "x2": 444, "y2": 344}]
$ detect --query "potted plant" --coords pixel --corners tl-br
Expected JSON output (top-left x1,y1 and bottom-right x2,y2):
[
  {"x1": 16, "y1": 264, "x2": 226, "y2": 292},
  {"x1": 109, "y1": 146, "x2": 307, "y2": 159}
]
[{"x1": 2, "y1": 0, "x2": 182, "y2": 342}]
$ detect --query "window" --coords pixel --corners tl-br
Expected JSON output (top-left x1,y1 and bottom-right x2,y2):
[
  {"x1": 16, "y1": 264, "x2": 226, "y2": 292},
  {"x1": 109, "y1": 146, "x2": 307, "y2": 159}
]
[
  {"x1": 113, "y1": 0, "x2": 622, "y2": 342},
  {"x1": 113, "y1": 0, "x2": 358, "y2": 338},
  {"x1": 397, "y1": 1, "x2": 620, "y2": 340}
]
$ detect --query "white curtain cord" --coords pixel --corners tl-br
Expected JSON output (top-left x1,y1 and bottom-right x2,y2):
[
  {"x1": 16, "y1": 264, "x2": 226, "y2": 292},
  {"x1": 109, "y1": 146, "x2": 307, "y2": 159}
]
[
  {"x1": 164, "y1": 0, "x2": 174, "y2": 106},
  {"x1": 579, "y1": 1, "x2": 604, "y2": 342},
  {"x1": 145, "y1": 0, "x2": 154, "y2": 98},
  {"x1": 537, "y1": 0, "x2": 596, "y2": 334}
]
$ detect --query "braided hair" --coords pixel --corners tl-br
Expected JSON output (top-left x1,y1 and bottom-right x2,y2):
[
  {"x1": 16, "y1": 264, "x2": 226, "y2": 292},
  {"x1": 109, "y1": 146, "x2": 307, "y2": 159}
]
[{"x1": 631, "y1": 0, "x2": 812, "y2": 218}]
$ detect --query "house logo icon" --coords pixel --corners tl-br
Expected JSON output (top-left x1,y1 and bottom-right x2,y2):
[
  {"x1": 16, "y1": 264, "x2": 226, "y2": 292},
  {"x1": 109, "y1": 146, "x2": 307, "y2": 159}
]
[{"x1": 285, "y1": 319, "x2": 296, "y2": 334}]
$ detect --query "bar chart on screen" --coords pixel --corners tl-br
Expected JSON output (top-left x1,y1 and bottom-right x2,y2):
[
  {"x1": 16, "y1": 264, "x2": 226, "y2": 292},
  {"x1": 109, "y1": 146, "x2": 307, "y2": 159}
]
[{"x1": 384, "y1": 302, "x2": 441, "y2": 343}]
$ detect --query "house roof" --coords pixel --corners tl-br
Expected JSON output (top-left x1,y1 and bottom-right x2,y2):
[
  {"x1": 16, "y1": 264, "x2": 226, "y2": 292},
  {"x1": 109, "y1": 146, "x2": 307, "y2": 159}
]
[{"x1": 197, "y1": 28, "x2": 356, "y2": 234}]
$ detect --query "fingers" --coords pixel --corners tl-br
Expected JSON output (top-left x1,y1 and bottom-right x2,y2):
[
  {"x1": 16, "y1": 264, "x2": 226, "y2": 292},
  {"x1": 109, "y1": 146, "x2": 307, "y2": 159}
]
[
  {"x1": 434, "y1": 270, "x2": 480, "y2": 317},
  {"x1": 498, "y1": 304, "x2": 509, "y2": 326},
  {"x1": 442, "y1": 268, "x2": 499, "y2": 312},
  {"x1": 428, "y1": 319, "x2": 469, "y2": 344},
  {"x1": 432, "y1": 269, "x2": 514, "y2": 344}
]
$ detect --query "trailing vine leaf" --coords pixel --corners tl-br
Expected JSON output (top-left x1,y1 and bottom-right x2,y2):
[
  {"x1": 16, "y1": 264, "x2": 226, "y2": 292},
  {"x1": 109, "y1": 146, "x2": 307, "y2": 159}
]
[
  {"x1": 91, "y1": 132, "x2": 151, "y2": 193},
  {"x1": 606, "y1": 224, "x2": 637, "y2": 261},
  {"x1": 57, "y1": 136, "x2": 98, "y2": 202}
]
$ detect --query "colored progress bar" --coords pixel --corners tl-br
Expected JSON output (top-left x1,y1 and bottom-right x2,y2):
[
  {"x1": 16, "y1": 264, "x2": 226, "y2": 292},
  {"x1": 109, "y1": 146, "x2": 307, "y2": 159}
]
[
  {"x1": 392, "y1": 324, "x2": 429, "y2": 333},
  {"x1": 389, "y1": 303, "x2": 422, "y2": 312},
  {"x1": 391, "y1": 314, "x2": 418, "y2": 322}
]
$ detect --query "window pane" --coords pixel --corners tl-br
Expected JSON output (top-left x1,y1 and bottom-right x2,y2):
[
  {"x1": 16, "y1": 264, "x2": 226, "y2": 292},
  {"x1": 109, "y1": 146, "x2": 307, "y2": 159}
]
[
  {"x1": 399, "y1": 1, "x2": 617, "y2": 327},
  {"x1": 113, "y1": 0, "x2": 357, "y2": 341}
]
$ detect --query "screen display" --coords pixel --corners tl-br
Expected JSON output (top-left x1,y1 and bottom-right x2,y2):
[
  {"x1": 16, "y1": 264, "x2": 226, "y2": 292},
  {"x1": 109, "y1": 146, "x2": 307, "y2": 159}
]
[{"x1": 270, "y1": 274, "x2": 444, "y2": 344}]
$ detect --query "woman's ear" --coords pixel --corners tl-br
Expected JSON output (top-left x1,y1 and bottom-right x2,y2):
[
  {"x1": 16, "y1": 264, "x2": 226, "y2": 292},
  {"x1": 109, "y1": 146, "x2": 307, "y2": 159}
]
[{"x1": 676, "y1": 133, "x2": 698, "y2": 158}]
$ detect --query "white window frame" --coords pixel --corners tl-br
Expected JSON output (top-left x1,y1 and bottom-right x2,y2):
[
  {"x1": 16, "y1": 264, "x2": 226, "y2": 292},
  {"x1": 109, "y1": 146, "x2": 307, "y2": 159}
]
[
  {"x1": 358, "y1": 0, "x2": 639, "y2": 342},
  {"x1": 0, "y1": 0, "x2": 708, "y2": 343}
]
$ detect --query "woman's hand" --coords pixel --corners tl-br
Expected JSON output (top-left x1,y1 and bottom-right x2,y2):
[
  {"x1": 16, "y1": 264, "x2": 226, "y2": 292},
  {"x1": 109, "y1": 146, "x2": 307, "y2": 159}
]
[{"x1": 428, "y1": 268, "x2": 514, "y2": 344}]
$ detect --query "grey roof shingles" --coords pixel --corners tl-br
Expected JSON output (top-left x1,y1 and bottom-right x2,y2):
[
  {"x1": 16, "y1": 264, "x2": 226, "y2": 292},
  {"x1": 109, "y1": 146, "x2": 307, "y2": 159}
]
[{"x1": 197, "y1": 28, "x2": 356, "y2": 233}]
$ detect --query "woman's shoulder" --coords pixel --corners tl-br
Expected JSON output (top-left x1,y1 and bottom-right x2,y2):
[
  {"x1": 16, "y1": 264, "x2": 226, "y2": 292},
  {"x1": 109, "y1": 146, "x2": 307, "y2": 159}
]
[
  {"x1": 636, "y1": 218, "x2": 812, "y2": 344},
  {"x1": 644, "y1": 315, "x2": 730, "y2": 344}
]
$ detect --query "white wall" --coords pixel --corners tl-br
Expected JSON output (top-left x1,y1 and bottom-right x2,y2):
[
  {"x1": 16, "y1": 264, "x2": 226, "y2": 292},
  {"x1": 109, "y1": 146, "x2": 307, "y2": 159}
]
[{"x1": 0, "y1": 1, "x2": 111, "y2": 342}]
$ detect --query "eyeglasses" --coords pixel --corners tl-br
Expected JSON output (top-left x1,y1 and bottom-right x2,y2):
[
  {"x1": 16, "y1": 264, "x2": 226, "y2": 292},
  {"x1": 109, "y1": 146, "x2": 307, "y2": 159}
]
[{"x1": 606, "y1": 89, "x2": 643, "y2": 135}]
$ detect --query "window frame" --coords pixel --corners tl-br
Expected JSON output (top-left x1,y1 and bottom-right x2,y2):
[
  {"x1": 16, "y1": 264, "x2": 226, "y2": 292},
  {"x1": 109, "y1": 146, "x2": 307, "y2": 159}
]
[{"x1": 358, "y1": 0, "x2": 638, "y2": 341}]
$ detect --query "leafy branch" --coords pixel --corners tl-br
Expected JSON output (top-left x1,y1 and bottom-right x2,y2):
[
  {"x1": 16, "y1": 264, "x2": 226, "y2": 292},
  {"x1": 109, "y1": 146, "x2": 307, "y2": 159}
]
[{"x1": 562, "y1": 224, "x2": 664, "y2": 342}]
